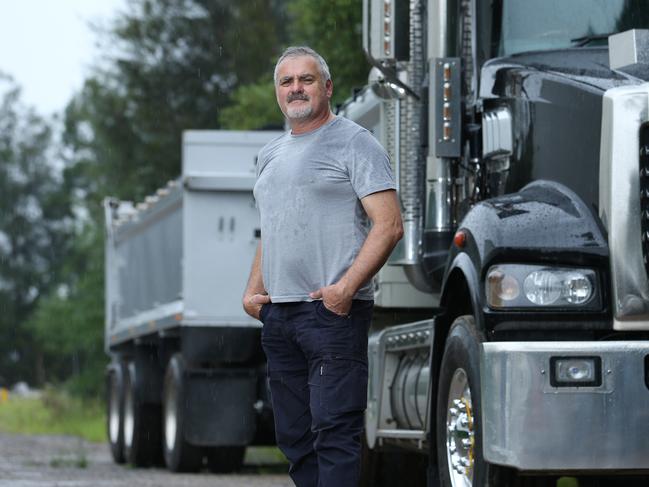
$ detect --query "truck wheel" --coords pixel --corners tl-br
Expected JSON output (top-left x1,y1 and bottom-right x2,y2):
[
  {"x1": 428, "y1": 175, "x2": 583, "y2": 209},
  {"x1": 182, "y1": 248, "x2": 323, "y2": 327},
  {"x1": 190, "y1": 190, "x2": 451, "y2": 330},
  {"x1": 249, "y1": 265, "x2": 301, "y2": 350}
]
[
  {"x1": 163, "y1": 353, "x2": 203, "y2": 472},
  {"x1": 206, "y1": 446, "x2": 245, "y2": 473},
  {"x1": 123, "y1": 360, "x2": 163, "y2": 466},
  {"x1": 106, "y1": 363, "x2": 126, "y2": 464},
  {"x1": 436, "y1": 315, "x2": 511, "y2": 487}
]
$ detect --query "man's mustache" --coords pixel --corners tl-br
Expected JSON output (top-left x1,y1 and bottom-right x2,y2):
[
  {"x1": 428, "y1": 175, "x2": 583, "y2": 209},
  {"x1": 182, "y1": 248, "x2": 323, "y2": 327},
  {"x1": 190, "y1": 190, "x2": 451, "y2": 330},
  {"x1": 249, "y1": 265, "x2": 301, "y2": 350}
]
[{"x1": 287, "y1": 93, "x2": 310, "y2": 103}]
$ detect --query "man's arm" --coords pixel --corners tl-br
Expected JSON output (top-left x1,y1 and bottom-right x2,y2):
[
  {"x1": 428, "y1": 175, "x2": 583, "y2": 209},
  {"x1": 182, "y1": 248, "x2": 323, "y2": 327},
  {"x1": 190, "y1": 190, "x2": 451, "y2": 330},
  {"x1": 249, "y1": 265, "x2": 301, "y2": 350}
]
[
  {"x1": 243, "y1": 241, "x2": 270, "y2": 319},
  {"x1": 309, "y1": 189, "x2": 403, "y2": 315}
]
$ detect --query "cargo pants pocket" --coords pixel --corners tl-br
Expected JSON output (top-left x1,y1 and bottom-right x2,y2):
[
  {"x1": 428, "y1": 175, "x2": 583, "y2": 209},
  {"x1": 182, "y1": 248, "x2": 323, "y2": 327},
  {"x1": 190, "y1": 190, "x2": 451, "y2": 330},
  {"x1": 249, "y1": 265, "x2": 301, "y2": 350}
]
[{"x1": 320, "y1": 356, "x2": 368, "y2": 414}]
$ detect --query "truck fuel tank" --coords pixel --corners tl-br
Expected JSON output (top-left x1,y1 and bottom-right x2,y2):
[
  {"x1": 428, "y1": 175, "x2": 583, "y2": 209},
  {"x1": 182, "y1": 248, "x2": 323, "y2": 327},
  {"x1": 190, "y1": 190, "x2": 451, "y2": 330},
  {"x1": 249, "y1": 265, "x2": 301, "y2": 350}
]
[{"x1": 367, "y1": 319, "x2": 435, "y2": 450}]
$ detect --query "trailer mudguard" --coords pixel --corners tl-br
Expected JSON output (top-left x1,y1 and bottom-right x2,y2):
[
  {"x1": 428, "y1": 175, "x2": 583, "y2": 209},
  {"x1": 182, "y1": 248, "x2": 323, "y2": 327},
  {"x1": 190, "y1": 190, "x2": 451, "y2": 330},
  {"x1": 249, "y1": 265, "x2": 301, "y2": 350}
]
[
  {"x1": 441, "y1": 180, "x2": 609, "y2": 330},
  {"x1": 184, "y1": 367, "x2": 258, "y2": 446}
]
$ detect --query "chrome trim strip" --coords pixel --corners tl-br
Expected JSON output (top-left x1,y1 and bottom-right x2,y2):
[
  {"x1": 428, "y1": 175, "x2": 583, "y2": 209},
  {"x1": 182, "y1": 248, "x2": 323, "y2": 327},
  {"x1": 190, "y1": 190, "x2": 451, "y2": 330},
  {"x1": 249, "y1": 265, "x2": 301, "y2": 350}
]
[
  {"x1": 375, "y1": 429, "x2": 427, "y2": 440},
  {"x1": 482, "y1": 108, "x2": 513, "y2": 159}
]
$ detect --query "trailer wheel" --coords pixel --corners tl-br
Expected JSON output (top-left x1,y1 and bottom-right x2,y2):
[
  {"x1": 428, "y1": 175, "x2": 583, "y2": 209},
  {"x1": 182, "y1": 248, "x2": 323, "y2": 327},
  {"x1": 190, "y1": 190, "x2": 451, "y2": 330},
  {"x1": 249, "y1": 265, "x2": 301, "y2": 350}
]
[
  {"x1": 206, "y1": 446, "x2": 245, "y2": 473},
  {"x1": 436, "y1": 315, "x2": 512, "y2": 487},
  {"x1": 123, "y1": 360, "x2": 163, "y2": 466},
  {"x1": 106, "y1": 363, "x2": 126, "y2": 464},
  {"x1": 163, "y1": 353, "x2": 203, "y2": 472}
]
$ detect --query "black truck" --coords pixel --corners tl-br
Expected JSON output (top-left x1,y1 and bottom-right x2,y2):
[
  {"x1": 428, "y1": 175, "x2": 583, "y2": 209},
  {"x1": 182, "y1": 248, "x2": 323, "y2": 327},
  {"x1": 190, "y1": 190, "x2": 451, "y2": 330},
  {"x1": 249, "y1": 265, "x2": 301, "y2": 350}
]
[{"x1": 354, "y1": 0, "x2": 649, "y2": 485}]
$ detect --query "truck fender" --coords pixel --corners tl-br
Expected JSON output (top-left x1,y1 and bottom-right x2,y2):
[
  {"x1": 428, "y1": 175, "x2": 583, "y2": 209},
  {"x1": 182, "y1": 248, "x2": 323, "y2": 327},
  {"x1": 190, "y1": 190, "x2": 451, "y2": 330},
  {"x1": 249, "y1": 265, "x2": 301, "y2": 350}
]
[
  {"x1": 440, "y1": 179, "x2": 609, "y2": 333},
  {"x1": 440, "y1": 253, "x2": 484, "y2": 330}
]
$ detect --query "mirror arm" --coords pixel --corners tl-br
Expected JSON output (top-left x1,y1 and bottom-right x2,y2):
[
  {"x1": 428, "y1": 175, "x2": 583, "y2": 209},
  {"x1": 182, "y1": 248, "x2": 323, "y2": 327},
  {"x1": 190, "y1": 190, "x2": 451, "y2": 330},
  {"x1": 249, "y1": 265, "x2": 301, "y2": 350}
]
[{"x1": 364, "y1": 49, "x2": 421, "y2": 100}]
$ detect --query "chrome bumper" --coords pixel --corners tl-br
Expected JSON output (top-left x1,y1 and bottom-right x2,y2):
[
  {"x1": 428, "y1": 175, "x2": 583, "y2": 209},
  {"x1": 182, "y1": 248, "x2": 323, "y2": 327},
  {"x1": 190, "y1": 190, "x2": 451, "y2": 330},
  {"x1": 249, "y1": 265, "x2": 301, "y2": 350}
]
[{"x1": 481, "y1": 341, "x2": 649, "y2": 471}]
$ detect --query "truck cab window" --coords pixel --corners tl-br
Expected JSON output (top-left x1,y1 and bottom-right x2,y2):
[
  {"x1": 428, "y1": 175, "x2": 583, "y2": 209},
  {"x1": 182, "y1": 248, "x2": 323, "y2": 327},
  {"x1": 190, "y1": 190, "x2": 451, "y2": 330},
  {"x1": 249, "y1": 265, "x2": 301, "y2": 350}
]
[{"x1": 498, "y1": 0, "x2": 649, "y2": 56}]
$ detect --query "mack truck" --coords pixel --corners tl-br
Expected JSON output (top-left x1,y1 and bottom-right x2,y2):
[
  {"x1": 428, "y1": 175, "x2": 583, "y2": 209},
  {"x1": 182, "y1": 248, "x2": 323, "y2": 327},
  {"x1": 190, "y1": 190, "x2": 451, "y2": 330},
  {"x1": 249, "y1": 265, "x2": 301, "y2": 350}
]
[
  {"x1": 351, "y1": 0, "x2": 649, "y2": 486},
  {"x1": 103, "y1": 130, "x2": 283, "y2": 472}
]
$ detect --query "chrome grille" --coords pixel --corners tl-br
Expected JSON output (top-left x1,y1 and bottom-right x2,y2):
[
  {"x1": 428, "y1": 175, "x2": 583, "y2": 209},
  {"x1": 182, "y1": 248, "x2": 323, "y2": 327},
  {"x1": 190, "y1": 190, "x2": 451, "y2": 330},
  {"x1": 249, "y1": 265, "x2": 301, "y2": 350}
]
[{"x1": 640, "y1": 122, "x2": 649, "y2": 279}]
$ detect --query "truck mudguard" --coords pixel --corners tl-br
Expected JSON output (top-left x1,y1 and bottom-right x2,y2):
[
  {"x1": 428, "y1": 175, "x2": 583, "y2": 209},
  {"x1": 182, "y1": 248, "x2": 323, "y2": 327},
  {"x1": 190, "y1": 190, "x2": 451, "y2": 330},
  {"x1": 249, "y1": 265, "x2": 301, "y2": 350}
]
[{"x1": 441, "y1": 179, "x2": 609, "y2": 331}]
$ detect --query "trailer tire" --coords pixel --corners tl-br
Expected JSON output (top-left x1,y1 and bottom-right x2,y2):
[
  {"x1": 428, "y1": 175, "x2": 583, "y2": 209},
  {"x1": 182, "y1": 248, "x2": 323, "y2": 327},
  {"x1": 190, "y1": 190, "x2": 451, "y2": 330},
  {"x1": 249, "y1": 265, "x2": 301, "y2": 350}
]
[
  {"x1": 206, "y1": 446, "x2": 245, "y2": 473},
  {"x1": 106, "y1": 363, "x2": 126, "y2": 464},
  {"x1": 436, "y1": 315, "x2": 512, "y2": 487},
  {"x1": 123, "y1": 360, "x2": 163, "y2": 467},
  {"x1": 163, "y1": 353, "x2": 203, "y2": 472}
]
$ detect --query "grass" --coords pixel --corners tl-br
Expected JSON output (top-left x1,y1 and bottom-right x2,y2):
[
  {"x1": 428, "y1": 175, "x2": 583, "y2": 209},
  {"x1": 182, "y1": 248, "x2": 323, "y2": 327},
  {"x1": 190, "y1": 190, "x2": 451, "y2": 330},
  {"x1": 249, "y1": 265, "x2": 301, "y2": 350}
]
[
  {"x1": 0, "y1": 387, "x2": 105, "y2": 443},
  {"x1": 557, "y1": 478, "x2": 579, "y2": 487},
  {"x1": 245, "y1": 446, "x2": 286, "y2": 464},
  {"x1": 50, "y1": 453, "x2": 89, "y2": 469}
]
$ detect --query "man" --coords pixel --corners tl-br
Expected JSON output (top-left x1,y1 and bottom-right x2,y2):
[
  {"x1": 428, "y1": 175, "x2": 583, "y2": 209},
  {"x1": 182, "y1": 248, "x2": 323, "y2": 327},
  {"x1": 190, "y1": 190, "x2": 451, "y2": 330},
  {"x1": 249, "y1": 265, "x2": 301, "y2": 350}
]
[{"x1": 243, "y1": 46, "x2": 403, "y2": 487}]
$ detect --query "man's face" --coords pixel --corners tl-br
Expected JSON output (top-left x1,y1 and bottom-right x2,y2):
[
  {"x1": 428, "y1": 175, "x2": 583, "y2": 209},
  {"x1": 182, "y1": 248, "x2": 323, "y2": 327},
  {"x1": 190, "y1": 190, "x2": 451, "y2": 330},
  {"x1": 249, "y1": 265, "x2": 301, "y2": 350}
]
[{"x1": 275, "y1": 56, "x2": 333, "y2": 123}]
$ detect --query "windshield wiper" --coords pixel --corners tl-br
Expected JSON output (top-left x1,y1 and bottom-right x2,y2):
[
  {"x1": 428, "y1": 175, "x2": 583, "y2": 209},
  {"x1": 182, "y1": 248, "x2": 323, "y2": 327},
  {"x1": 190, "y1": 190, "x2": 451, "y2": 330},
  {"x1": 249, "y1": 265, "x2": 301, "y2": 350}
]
[{"x1": 570, "y1": 32, "x2": 617, "y2": 47}]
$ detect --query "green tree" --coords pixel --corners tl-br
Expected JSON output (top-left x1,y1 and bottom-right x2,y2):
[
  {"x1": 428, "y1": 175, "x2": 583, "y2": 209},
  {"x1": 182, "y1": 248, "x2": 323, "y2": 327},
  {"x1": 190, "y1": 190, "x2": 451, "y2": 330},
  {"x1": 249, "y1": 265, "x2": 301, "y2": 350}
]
[
  {"x1": 29, "y1": 0, "x2": 368, "y2": 397},
  {"x1": 220, "y1": 0, "x2": 369, "y2": 130},
  {"x1": 26, "y1": 225, "x2": 104, "y2": 397},
  {"x1": 29, "y1": 0, "x2": 287, "y2": 397},
  {"x1": 0, "y1": 74, "x2": 73, "y2": 385},
  {"x1": 218, "y1": 76, "x2": 284, "y2": 130},
  {"x1": 287, "y1": 0, "x2": 368, "y2": 106},
  {"x1": 63, "y1": 0, "x2": 286, "y2": 204}
]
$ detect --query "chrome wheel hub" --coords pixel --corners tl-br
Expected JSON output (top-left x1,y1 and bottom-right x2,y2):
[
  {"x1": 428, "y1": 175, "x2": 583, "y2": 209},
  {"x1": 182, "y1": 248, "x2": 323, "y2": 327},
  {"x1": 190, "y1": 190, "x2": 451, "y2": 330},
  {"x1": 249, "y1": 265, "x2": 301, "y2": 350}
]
[
  {"x1": 123, "y1": 380, "x2": 134, "y2": 448},
  {"x1": 164, "y1": 382, "x2": 178, "y2": 452},
  {"x1": 108, "y1": 377, "x2": 120, "y2": 443},
  {"x1": 446, "y1": 368, "x2": 475, "y2": 487}
]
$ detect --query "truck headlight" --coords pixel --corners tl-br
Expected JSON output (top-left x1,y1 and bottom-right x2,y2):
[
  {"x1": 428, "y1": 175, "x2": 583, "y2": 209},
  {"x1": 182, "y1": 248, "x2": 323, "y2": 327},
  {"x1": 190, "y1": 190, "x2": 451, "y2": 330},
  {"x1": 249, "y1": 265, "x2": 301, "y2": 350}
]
[{"x1": 486, "y1": 264, "x2": 600, "y2": 309}]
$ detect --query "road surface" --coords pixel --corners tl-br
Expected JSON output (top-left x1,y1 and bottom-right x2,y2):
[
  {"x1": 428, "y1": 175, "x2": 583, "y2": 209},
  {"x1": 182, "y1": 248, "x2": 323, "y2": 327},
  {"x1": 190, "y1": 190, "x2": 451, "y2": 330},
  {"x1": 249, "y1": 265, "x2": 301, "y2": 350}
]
[{"x1": 0, "y1": 433, "x2": 292, "y2": 486}]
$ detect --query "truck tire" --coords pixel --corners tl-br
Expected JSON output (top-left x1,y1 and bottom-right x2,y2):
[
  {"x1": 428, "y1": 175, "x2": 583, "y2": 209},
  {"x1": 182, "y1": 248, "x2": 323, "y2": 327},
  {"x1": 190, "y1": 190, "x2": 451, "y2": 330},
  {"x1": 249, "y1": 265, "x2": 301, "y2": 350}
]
[
  {"x1": 436, "y1": 315, "x2": 512, "y2": 487},
  {"x1": 206, "y1": 446, "x2": 246, "y2": 473},
  {"x1": 163, "y1": 353, "x2": 203, "y2": 472},
  {"x1": 123, "y1": 360, "x2": 163, "y2": 466},
  {"x1": 106, "y1": 363, "x2": 126, "y2": 464}
]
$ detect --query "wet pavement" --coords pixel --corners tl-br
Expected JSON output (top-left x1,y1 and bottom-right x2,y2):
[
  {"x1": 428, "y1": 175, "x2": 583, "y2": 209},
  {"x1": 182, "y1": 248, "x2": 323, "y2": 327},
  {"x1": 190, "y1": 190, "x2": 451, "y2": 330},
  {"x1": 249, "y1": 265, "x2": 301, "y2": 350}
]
[{"x1": 0, "y1": 433, "x2": 292, "y2": 486}]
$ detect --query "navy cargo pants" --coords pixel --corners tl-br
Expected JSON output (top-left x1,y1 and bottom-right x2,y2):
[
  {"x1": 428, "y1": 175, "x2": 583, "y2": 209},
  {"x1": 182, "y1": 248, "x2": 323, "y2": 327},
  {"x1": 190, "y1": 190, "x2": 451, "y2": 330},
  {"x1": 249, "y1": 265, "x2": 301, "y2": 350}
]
[{"x1": 260, "y1": 300, "x2": 373, "y2": 487}]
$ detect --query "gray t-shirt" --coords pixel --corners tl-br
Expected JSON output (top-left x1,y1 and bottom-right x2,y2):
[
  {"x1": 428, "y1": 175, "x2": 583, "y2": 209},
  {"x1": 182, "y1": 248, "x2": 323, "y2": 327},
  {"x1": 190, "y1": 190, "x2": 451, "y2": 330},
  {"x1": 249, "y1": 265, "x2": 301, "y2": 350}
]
[{"x1": 253, "y1": 116, "x2": 396, "y2": 303}]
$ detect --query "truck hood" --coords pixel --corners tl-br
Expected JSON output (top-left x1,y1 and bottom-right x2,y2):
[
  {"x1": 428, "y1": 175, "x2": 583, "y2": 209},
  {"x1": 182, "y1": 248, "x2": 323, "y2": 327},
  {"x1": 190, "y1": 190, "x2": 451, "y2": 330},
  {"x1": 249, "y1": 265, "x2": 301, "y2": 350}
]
[
  {"x1": 479, "y1": 46, "x2": 649, "y2": 213},
  {"x1": 480, "y1": 47, "x2": 649, "y2": 97}
]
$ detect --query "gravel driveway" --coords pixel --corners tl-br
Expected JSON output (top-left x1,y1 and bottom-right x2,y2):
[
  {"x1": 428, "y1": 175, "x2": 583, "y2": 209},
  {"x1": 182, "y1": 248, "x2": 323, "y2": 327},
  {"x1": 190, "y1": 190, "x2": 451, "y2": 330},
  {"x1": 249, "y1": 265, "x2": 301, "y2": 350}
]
[{"x1": 0, "y1": 433, "x2": 292, "y2": 486}]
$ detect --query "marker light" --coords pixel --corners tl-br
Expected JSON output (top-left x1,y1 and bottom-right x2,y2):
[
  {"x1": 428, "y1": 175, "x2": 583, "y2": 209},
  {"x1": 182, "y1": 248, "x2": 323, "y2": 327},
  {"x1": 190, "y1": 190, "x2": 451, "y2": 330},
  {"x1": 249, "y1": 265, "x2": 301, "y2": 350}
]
[
  {"x1": 486, "y1": 268, "x2": 520, "y2": 307},
  {"x1": 383, "y1": 0, "x2": 392, "y2": 56},
  {"x1": 453, "y1": 230, "x2": 467, "y2": 248}
]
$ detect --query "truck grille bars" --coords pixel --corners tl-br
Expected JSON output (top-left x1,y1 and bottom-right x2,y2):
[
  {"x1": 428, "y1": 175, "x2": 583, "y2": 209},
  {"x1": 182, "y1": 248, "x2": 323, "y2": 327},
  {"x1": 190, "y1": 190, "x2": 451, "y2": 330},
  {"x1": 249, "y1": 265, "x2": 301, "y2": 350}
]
[
  {"x1": 600, "y1": 83, "x2": 649, "y2": 329},
  {"x1": 641, "y1": 122, "x2": 649, "y2": 279}
]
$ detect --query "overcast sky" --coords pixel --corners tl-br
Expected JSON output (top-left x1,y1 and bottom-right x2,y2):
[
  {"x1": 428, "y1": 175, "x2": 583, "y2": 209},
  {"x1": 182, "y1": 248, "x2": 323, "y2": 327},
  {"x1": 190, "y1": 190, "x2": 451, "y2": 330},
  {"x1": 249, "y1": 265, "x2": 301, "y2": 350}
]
[{"x1": 0, "y1": 0, "x2": 125, "y2": 117}]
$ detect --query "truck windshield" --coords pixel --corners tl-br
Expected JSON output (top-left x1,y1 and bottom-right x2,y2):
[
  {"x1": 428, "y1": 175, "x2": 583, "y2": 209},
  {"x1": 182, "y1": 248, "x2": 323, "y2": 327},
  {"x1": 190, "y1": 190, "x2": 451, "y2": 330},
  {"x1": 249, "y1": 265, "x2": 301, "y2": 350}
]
[{"x1": 498, "y1": 0, "x2": 649, "y2": 56}]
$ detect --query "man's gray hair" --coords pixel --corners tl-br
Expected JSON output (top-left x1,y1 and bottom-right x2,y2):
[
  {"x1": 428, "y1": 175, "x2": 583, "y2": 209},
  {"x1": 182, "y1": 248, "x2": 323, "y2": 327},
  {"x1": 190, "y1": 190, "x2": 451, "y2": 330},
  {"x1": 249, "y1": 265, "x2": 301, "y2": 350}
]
[{"x1": 273, "y1": 46, "x2": 331, "y2": 84}]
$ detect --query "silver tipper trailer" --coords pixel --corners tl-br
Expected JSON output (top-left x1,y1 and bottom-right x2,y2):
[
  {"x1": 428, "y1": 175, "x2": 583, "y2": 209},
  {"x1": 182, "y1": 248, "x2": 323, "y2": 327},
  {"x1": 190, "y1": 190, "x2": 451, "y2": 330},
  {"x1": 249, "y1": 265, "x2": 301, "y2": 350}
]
[{"x1": 103, "y1": 130, "x2": 282, "y2": 473}]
